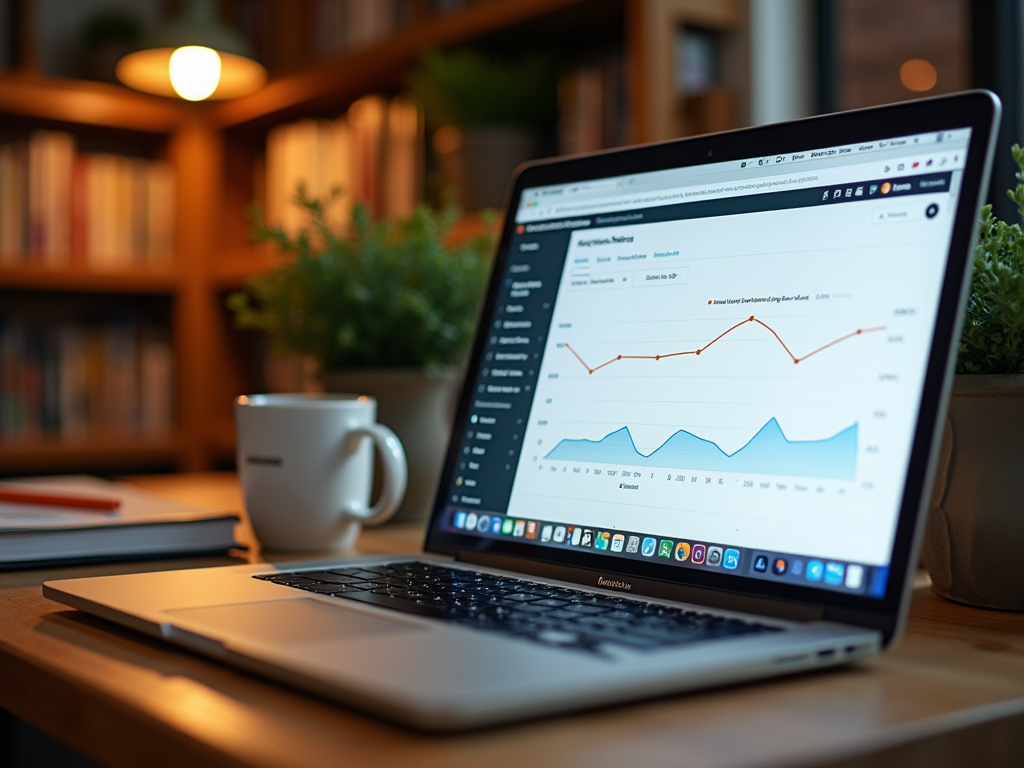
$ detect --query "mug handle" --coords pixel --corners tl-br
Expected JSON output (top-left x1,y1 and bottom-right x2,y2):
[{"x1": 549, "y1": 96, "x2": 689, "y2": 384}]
[{"x1": 342, "y1": 424, "x2": 408, "y2": 526}]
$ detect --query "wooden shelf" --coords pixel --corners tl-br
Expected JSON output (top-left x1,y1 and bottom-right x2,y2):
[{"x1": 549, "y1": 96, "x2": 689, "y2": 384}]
[
  {"x1": 0, "y1": 263, "x2": 180, "y2": 294},
  {"x1": 210, "y1": 246, "x2": 279, "y2": 290},
  {"x1": 212, "y1": 0, "x2": 585, "y2": 129},
  {"x1": 0, "y1": 433, "x2": 182, "y2": 473},
  {"x1": 0, "y1": 73, "x2": 186, "y2": 134}
]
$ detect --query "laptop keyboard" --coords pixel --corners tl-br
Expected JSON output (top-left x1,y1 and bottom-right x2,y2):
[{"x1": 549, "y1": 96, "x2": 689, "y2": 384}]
[{"x1": 254, "y1": 561, "x2": 780, "y2": 655}]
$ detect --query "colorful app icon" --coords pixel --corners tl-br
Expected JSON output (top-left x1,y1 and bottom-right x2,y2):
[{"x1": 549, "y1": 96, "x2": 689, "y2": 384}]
[
  {"x1": 595, "y1": 531, "x2": 610, "y2": 550},
  {"x1": 501, "y1": 517, "x2": 514, "y2": 535},
  {"x1": 772, "y1": 558, "x2": 787, "y2": 576},
  {"x1": 540, "y1": 524, "x2": 553, "y2": 542},
  {"x1": 674, "y1": 541, "x2": 691, "y2": 562},
  {"x1": 453, "y1": 511, "x2": 467, "y2": 529},
  {"x1": 691, "y1": 544, "x2": 706, "y2": 564},
  {"x1": 706, "y1": 546, "x2": 723, "y2": 567},
  {"x1": 723, "y1": 548, "x2": 740, "y2": 570},
  {"x1": 580, "y1": 529, "x2": 594, "y2": 547},
  {"x1": 641, "y1": 537, "x2": 657, "y2": 557},
  {"x1": 824, "y1": 562, "x2": 845, "y2": 585},
  {"x1": 525, "y1": 521, "x2": 539, "y2": 539},
  {"x1": 490, "y1": 517, "x2": 502, "y2": 534},
  {"x1": 571, "y1": 527, "x2": 582, "y2": 546},
  {"x1": 790, "y1": 559, "x2": 804, "y2": 577},
  {"x1": 553, "y1": 525, "x2": 567, "y2": 543},
  {"x1": 845, "y1": 564, "x2": 864, "y2": 589},
  {"x1": 465, "y1": 512, "x2": 479, "y2": 531},
  {"x1": 658, "y1": 539, "x2": 673, "y2": 559},
  {"x1": 626, "y1": 535, "x2": 640, "y2": 554},
  {"x1": 611, "y1": 534, "x2": 625, "y2": 552},
  {"x1": 512, "y1": 519, "x2": 526, "y2": 537},
  {"x1": 753, "y1": 554, "x2": 768, "y2": 572},
  {"x1": 477, "y1": 515, "x2": 491, "y2": 533},
  {"x1": 806, "y1": 560, "x2": 824, "y2": 581}
]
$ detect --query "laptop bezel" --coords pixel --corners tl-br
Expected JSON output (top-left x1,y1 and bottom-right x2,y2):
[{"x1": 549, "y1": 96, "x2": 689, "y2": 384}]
[{"x1": 423, "y1": 91, "x2": 1000, "y2": 642}]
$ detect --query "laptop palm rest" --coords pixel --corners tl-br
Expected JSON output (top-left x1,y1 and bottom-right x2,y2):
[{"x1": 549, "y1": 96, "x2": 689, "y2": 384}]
[{"x1": 166, "y1": 598, "x2": 424, "y2": 646}]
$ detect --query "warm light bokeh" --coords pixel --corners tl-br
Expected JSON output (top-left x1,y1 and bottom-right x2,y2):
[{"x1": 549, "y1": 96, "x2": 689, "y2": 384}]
[{"x1": 899, "y1": 58, "x2": 938, "y2": 91}]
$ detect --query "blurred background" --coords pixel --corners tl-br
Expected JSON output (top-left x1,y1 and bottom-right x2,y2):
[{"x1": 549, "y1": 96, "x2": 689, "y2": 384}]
[{"x1": 0, "y1": 0, "x2": 1019, "y2": 481}]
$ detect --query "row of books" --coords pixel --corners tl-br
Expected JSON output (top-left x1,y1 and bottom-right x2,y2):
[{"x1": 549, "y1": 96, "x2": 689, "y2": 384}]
[
  {"x1": 266, "y1": 94, "x2": 422, "y2": 235},
  {"x1": 558, "y1": 53, "x2": 628, "y2": 156},
  {"x1": 310, "y1": 0, "x2": 470, "y2": 58},
  {"x1": 0, "y1": 318, "x2": 173, "y2": 439},
  {"x1": 0, "y1": 131, "x2": 175, "y2": 270},
  {"x1": 312, "y1": 0, "x2": 414, "y2": 57}
]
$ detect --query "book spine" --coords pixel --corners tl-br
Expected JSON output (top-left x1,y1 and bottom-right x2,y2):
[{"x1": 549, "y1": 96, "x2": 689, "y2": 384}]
[{"x1": 71, "y1": 155, "x2": 88, "y2": 267}]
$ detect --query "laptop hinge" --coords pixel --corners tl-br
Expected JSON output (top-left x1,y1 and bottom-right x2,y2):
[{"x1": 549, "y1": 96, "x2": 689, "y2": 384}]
[{"x1": 458, "y1": 550, "x2": 825, "y2": 623}]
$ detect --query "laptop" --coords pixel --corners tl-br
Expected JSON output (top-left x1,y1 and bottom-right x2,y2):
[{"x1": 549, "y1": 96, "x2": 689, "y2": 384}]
[{"x1": 45, "y1": 91, "x2": 999, "y2": 730}]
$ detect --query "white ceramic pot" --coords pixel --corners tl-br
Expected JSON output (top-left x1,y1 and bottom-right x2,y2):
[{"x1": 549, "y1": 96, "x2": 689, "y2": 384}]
[
  {"x1": 319, "y1": 368, "x2": 461, "y2": 522},
  {"x1": 923, "y1": 374, "x2": 1024, "y2": 610}
]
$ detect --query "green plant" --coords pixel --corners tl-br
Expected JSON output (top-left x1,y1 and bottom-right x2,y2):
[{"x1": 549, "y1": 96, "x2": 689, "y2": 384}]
[
  {"x1": 81, "y1": 10, "x2": 142, "y2": 47},
  {"x1": 228, "y1": 191, "x2": 494, "y2": 371},
  {"x1": 958, "y1": 144, "x2": 1024, "y2": 374},
  {"x1": 406, "y1": 49, "x2": 556, "y2": 129}
]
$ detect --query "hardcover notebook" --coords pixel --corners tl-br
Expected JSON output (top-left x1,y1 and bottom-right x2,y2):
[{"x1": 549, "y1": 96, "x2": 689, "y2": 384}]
[
  {"x1": 46, "y1": 92, "x2": 999, "y2": 730},
  {"x1": 0, "y1": 476, "x2": 239, "y2": 566}
]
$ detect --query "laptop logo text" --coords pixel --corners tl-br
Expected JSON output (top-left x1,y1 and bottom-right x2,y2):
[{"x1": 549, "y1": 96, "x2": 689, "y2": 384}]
[
  {"x1": 597, "y1": 576, "x2": 632, "y2": 591},
  {"x1": 246, "y1": 455, "x2": 283, "y2": 467}
]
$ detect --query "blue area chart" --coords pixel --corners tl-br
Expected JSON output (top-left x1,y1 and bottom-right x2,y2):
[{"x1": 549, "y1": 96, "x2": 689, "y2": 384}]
[{"x1": 543, "y1": 418, "x2": 857, "y2": 480}]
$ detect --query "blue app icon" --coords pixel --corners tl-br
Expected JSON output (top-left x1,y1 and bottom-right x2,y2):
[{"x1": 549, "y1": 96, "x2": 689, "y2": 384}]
[
  {"x1": 790, "y1": 559, "x2": 804, "y2": 577},
  {"x1": 454, "y1": 511, "x2": 467, "y2": 529},
  {"x1": 824, "y1": 562, "x2": 845, "y2": 585},
  {"x1": 723, "y1": 548, "x2": 740, "y2": 570},
  {"x1": 490, "y1": 517, "x2": 502, "y2": 534},
  {"x1": 641, "y1": 537, "x2": 657, "y2": 557},
  {"x1": 806, "y1": 560, "x2": 824, "y2": 581}
]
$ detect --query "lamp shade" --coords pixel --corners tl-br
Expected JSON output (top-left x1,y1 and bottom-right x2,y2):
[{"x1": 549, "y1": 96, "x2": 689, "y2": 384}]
[{"x1": 116, "y1": 0, "x2": 266, "y2": 101}]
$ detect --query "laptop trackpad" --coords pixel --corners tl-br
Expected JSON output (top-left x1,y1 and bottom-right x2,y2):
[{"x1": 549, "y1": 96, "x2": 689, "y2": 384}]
[{"x1": 167, "y1": 598, "x2": 423, "y2": 645}]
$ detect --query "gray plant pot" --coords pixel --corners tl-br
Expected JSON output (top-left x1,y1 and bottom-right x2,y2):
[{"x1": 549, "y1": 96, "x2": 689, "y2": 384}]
[
  {"x1": 434, "y1": 125, "x2": 536, "y2": 210},
  {"x1": 923, "y1": 374, "x2": 1024, "y2": 610},
  {"x1": 319, "y1": 368, "x2": 461, "y2": 522}
]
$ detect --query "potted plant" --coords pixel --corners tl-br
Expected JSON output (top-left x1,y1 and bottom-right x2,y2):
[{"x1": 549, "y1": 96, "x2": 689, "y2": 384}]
[
  {"x1": 407, "y1": 49, "x2": 556, "y2": 210},
  {"x1": 923, "y1": 145, "x2": 1024, "y2": 610},
  {"x1": 228, "y1": 192, "x2": 494, "y2": 521}
]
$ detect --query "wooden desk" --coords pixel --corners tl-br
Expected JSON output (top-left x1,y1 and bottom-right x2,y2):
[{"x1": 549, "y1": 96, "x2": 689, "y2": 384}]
[{"x1": 2, "y1": 473, "x2": 1023, "y2": 768}]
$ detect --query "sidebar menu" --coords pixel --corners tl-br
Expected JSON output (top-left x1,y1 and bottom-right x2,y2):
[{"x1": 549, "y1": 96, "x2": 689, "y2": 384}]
[{"x1": 443, "y1": 228, "x2": 573, "y2": 515}]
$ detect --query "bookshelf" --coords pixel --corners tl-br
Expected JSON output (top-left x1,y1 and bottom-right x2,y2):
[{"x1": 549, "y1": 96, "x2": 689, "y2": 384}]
[
  {"x1": 0, "y1": 73, "x2": 201, "y2": 474},
  {"x1": 1, "y1": 0, "x2": 747, "y2": 475}
]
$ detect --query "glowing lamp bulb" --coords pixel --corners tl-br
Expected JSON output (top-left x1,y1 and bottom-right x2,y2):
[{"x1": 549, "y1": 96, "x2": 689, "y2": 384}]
[{"x1": 168, "y1": 46, "x2": 222, "y2": 101}]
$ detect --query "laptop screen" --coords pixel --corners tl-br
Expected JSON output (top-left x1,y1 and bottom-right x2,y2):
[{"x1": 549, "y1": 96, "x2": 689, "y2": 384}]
[{"x1": 432, "y1": 125, "x2": 973, "y2": 601}]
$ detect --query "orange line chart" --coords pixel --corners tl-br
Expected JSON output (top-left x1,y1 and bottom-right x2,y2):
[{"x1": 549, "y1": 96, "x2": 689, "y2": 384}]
[{"x1": 564, "y1": 316, "x2": 887, "y2": 374}]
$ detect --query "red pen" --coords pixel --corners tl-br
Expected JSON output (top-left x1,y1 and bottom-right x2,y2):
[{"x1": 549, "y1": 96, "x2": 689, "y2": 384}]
[{"x1": 0, "y1": 488, "x2": 121, "y2": 512}]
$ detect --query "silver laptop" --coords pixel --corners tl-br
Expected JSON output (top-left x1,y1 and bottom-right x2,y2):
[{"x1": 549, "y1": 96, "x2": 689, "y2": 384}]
[{"x1": 46, "y1": 91, "x2": 999, "y2": 731}]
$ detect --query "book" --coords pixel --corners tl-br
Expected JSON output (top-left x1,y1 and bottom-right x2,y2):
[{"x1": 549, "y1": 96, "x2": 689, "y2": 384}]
[{"x1": 0, "y1": 476, "x2": 240, "y2": 567}]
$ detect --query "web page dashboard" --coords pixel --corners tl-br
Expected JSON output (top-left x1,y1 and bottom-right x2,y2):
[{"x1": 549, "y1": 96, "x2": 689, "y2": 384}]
[{"x1": 439, "y1": 128, "x2": 971, "y2": 598}]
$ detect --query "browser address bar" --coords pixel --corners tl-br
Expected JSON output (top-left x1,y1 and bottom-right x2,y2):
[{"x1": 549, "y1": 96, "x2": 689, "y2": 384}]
[{"x1": 519, "y1": 152, "x2": 962, "y2": 222}]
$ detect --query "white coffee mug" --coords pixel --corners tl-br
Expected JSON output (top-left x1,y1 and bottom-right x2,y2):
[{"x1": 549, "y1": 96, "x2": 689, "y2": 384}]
[{"x1": 235, "y1": 394, "x2": 407, "y2": 552}]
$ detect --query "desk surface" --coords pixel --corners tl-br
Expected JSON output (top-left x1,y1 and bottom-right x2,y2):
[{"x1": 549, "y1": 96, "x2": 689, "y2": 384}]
[{"x1": 1, "y1": 473, "x2": 1023, "y2": 768}]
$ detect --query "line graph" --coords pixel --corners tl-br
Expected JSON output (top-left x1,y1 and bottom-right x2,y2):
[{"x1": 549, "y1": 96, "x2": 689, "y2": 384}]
[
  {"x1": 544, "y1": 418, "x2": 858, "y2": 479},
  {"x1": 564, "y1": 316, "x2": 887, "y2": 374}
]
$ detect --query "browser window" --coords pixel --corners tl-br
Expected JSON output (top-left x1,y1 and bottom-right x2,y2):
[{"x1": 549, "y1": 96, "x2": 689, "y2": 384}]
[{"x1": 440, "y1": 128, "x2": 971, "y2": 599}]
